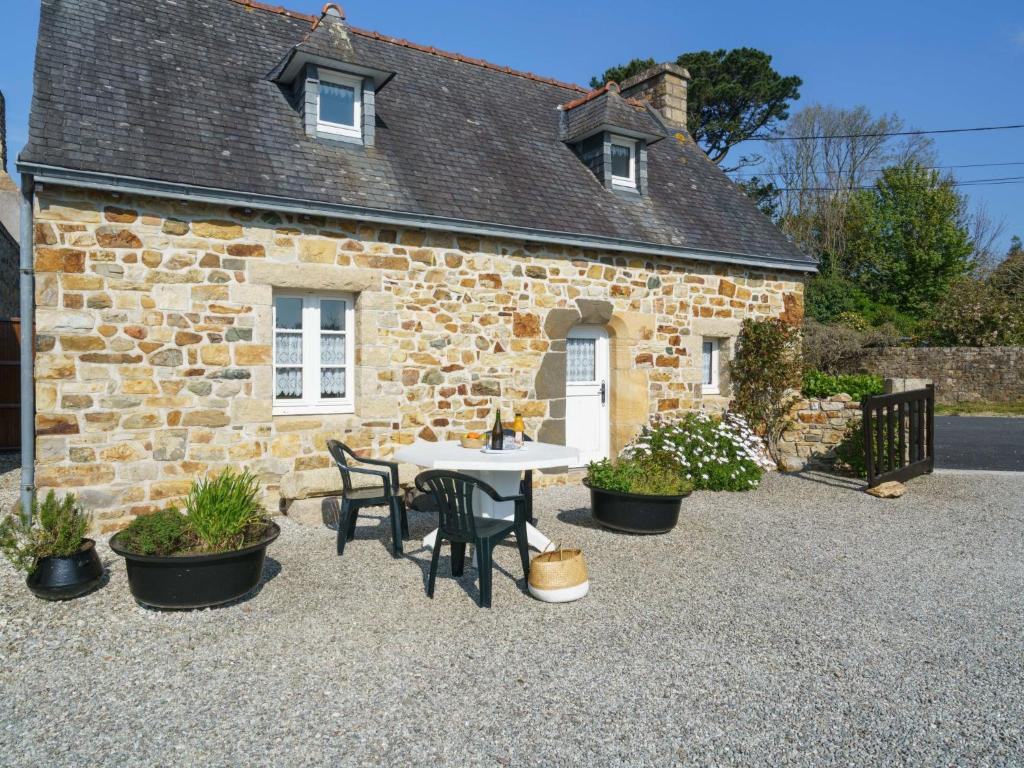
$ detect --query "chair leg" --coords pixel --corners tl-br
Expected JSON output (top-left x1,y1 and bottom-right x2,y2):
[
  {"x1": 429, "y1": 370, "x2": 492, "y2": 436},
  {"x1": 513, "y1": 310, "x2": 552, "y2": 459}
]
[
  {"x1": 476, "y1": 540, "x2": 493, "y2": 608},
  {"x1": 514, "y1": 522, "x2": 530, "y2": 581},
  {"x1": 388, "y1": 498, "x2": 404, "y2": 557},
  {"x1": 427, "y1": 537, "x2": 442, "y2": 598},
  {"x1": 450, "y1": 542, "x2": 466, "y2": 577},
  {"x1": 524, "y1": 470, "x2": 536, "y2": 526},
  {"x1": 346, "y1": 506, "x2": 359, "y2": 541},
  {"x1": 336, "y1": 499, "x2": 354, "y2": 556},
  {"x1": 400, "y1": 500, "x2": 410, "y2": 538}
]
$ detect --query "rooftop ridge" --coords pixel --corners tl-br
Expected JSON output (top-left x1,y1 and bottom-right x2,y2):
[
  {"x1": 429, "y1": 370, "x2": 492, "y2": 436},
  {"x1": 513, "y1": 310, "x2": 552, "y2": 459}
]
[
  {"x1": 230, "y1": 0, "x2": 317, "y2": 24},
  {"x1": 227, "y1": 0, "x2": 587, "y2": 93},
  {"x1": 561, "y1": 82, "x2": 648, "y2": 112}
]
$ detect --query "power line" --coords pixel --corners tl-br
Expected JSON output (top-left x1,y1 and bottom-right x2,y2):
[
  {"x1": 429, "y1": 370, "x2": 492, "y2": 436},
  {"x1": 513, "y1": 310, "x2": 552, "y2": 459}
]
[
  {"x1": 732, "y1": 160, "x2": 1024, "y2": 180},
  {"x1": 752, "y1": 122, "x2": 1024, "y2": 142},
  {"x1": 767, "y1": 175, "x2": 1024, "y2": 193}
]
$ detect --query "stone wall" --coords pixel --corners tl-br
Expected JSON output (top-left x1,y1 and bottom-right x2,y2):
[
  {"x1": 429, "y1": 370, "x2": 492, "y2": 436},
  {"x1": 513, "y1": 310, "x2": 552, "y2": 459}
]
[
  {"x1": 846, "y1": 347, "x2": 1024, "y2": 405},
  {"x1": 32, "y1": 186, "x2": 805, "y2": 529},
  {"x1": 778, "y1": 395, "x2": 861, "y2": 469}
]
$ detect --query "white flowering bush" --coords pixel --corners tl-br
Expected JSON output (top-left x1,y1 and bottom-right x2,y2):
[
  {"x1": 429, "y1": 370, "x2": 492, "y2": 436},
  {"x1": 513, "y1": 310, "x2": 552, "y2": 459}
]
[{"x1": 621, "y1": 412, "x2": 773, "y2": 491}]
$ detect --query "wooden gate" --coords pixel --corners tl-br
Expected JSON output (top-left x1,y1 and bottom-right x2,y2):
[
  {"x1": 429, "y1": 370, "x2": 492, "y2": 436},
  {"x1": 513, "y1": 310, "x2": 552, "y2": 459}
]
[
  {"x1": 0, "y1": 319, "x2": 20, "y2": 451},
  {"x1": 862, "y1": 384, "x2": 934, "y2": 488}
]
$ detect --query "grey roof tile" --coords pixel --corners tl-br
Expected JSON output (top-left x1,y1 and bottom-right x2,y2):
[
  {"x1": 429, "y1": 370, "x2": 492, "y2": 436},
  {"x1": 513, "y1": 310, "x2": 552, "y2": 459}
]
[{"x1": 21, "y1": 0, "x2": 812, "y2": 267}]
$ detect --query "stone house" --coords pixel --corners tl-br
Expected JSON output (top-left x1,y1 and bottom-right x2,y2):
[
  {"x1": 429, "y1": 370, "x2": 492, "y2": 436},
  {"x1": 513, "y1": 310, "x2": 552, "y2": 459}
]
[{"x1": 18, "y1": 0, "x2": 815, "y2": 528}]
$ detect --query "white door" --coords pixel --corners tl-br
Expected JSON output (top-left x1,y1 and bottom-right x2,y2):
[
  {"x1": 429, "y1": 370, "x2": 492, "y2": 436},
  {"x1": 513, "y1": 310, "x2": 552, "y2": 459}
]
[{"x1": 565, "y1": 326, "x2": 610, "y2": 467}]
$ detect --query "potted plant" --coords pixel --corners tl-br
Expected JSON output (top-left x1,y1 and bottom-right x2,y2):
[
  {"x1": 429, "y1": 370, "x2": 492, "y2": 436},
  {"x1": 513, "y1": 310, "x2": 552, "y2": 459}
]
[
  {"x1": 583, "y1": 455, "x2": 692, "y2": 534},
  {"x1": 0, "y1": 491, "x2": 104, "y2": 600},
  {"x1": 109, "y1": 469, "x2": 279, "y2": 610}
]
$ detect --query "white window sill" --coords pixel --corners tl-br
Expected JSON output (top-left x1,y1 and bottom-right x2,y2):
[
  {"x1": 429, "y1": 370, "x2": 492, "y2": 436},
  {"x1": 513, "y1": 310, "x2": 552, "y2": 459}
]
[
  {"x1": 612, "y1": 178, "x2": 637, "y2": 189},
  {"x1": 317, "y1": 122, "x2": 361, "y2": 139},
  {"x1": 702, "y1": 386, "x2": 720, "y2": 396},
  {"x1": 273, "y1": 403, "x2": 355, "y2": 417}
]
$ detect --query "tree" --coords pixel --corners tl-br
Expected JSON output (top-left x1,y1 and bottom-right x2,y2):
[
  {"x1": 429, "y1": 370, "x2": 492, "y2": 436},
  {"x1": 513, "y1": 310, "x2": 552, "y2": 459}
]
[
  {"x1": 926, "y1": 277, "x2": 1024, "y2": 347},
  {"x1": 591, "y1": 48, "x2": 801, "y2": 170},
  {"x1": 729, "y1": 318, "x2": 802, "y2": 464},
  {"x1": 989, "y1": 235, "x2": 1024, "y2": 297},
  {"x1": 767, "y1": 105, "x2": 936, "y2": 266},
  {"x1": 589, "y1": 58, "x2": 655, "y2": 89},
  {"x1": 844, "y1": 162, "x2": 974, "y2": 319},
  {"x1": 736, "y1": 176, "x2": 780, "y2": 218}
]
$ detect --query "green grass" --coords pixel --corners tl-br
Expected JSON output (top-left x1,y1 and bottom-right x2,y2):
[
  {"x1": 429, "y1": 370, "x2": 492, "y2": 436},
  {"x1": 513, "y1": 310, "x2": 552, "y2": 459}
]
[{"x1": 935, "y1": 401, "x2": 1024, "y2": 416}]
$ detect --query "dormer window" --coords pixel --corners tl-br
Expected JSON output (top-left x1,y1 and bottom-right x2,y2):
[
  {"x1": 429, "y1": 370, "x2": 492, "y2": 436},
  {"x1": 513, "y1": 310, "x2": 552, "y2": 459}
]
[
  {"x1": 317, "y1": 71, "x2": 362, "y2": 140},
  {"x1": 610, "y1": 136, "x2": 637, "y2": 189}
]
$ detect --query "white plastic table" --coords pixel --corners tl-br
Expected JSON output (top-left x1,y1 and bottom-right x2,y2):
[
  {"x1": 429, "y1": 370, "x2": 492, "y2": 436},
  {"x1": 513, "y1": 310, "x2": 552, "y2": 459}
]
[{"x1": 394, "y1": 440, "x2": 579, "y2": 554}]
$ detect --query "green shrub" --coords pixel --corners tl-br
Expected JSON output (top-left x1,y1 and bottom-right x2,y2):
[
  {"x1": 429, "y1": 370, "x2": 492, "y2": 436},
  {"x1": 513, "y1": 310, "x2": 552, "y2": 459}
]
[
  {"x1": 0, "y1": 491, "x2": 91, "y2": 574},
  {"x1": 801, "y1": 370, "x2": 884, "y2": 401},
  {"x1": 186, "y1": 469, "x2": 267, "y2": 552},
  {"x1": 834, "y1": 419, "x2": 868, "y2": 478},
  {"x1": 730, "y1": 318, "x2": 802, "y2": 462},
  {"x1": 801, "y1": 319, "x2": 901, "y2": 375},
  {"x1": 834, "y1": 418, "x2": 894, "y2": 478},
  {"x1": 624, "y1": 413, "x2": 772, "y2": 491},
  {"x1": 586, "y1": 457, "x2": 692, "y2": 497},
  {"x1": 924, "y1": 277, "x2": 1024, "y2": 347},
  {"x1": 118, "y1": 508, "x2": 192, "y2": 556}
]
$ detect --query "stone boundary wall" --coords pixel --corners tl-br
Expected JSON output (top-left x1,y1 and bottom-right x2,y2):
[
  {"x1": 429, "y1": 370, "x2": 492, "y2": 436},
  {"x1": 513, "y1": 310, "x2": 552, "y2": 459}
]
[
  {"x1": 845, "y1": 347, "x2": 1024, "y2": 405},
  {"x1": 778, "y1": 395, "x2": 861, "y2": 470}
]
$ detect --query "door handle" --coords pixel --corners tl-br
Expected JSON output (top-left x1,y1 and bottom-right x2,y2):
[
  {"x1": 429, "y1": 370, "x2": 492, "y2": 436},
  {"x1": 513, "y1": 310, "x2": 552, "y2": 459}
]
[{"x1": 600, "y1": 380, "x2": 606, "y2": 405}]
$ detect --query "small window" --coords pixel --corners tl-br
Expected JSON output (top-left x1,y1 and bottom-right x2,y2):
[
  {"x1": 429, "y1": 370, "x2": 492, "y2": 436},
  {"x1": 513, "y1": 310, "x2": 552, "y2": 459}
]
[
  {"x1": 610, "y1": 136, "x2": 637, "y2": 188},
  {"x1": 702, "y1": 339, "x2": 720, "y2": 395},
  {"x1": 273, "y1": 292, "x2": 355, "y2": 415},
  {"x1": 317, "y1": 71, "x2": 362, "y2": 139}
]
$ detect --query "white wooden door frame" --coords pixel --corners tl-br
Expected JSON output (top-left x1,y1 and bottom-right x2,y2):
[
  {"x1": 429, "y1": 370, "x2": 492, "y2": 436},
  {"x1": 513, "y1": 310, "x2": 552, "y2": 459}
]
[{"x1": 565, "y1": 325, "x2": 610, "y2": 468}]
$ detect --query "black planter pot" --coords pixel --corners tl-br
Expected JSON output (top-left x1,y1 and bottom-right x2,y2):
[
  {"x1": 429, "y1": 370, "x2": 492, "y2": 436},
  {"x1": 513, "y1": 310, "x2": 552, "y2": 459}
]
[
  {"x1": 583, "y1": 479, "x2": 689, "y2": 534},
  {"x1": 26, "y1": 538, "x2": 105, "y2": 601},
  {"x1": 109, "y1": 523, "x2": 280, "y2": 610}
]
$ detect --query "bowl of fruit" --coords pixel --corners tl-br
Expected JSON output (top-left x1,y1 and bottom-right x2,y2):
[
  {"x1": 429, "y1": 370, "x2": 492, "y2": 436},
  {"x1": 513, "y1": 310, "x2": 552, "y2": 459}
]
[{"x1": 460, "y1": 432, "x2": 487, "y2": 449}]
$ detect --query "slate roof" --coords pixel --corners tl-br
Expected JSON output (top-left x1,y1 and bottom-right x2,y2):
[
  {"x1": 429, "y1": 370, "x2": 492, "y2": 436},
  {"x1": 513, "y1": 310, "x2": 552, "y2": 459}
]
[
  {"x1": 21, "y1": 0, "x2": 813, "y2": 269},
  {"x1": 561, "y1": 87, "x2": 665, "y2": 144}
]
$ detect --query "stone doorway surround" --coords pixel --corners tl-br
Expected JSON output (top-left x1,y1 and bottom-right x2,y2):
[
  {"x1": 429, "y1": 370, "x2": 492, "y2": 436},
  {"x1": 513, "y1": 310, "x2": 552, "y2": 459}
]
[{"x1": 533, "y1": 299, "x2": 654, "y2": 458}]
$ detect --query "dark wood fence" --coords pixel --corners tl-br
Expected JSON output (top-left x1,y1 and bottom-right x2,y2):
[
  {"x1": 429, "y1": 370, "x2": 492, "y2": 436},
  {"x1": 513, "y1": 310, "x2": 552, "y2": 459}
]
[
  {"x1": 862, "y1": 384, "x2": 934, "y2": 488},
  {"x1": 0, "y1": 319, "x2": 20, "y2": 451}
]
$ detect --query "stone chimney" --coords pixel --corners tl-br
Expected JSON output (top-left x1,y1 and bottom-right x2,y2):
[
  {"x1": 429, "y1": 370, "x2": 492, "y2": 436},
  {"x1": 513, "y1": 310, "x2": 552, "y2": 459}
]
[{"x1": 619, "y1": 63, "x2": 690, "y2": 128}]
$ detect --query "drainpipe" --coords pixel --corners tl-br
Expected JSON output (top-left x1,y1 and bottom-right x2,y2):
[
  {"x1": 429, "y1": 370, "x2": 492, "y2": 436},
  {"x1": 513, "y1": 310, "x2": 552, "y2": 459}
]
[{"x1": 19, "y1": 175, "x2": 34, "y2": 521}]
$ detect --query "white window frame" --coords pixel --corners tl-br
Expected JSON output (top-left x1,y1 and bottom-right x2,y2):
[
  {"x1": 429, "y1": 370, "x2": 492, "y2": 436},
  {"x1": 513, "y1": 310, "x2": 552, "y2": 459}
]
[
  {"x1": 610, "y1": 135, "x2": 637, "y2": 189},
  {"x1": 272, "y1": 291, "x2": 356, "y2": 416},
  {"x1": 702, "y1": 338, "x2": 721, "y2": 395},
  {"x1": 317, "y1": 70, "x2": 362, "y2": 139}
]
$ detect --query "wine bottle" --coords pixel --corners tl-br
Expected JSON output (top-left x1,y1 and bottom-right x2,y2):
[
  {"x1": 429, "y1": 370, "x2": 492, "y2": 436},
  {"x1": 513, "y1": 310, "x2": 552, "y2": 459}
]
[{"x1": 490, "y1": 409, "x2": 503, "y2": 451}]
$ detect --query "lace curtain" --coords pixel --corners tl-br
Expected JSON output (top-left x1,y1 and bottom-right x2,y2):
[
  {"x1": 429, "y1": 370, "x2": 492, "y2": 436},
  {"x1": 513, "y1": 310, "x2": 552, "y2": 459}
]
[{"x1": 566, "y1": 338, "x2": 596, "y2": 382}]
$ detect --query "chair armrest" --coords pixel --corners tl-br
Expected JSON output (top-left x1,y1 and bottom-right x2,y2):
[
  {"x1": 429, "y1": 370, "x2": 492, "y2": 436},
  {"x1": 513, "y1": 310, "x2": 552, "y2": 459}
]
[
  {"x1": 355, "y1": 455, "x2": 397, "y2": 469},
  {"x1": 488, "y1": 492, "x2": 526, "y2": 504},
  {"x1": 343, "y1": 464, "x2": 391, "y2": 493},
  {"x1": 351, "y1": 455, "x2": 400, "y2": 491}
]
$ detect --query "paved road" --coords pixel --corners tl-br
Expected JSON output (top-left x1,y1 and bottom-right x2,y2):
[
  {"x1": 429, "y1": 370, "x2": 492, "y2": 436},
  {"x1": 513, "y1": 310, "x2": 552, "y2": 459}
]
[{"x1": 935, "y1": 416, "x2": 1024, "y2": 471}]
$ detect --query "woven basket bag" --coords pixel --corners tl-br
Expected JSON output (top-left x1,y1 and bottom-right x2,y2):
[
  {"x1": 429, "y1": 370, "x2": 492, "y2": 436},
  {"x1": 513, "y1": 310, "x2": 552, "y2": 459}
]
[{"x1": 528, "y1": 546, "x2": 589, "y2": 603}]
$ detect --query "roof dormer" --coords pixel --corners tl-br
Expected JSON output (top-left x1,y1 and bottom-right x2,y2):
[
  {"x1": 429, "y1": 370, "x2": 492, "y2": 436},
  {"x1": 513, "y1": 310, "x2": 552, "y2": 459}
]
[
  {"x1": 271, "y1": 4, "x2": 394, "y2": 147},
  {"x1": 559, "y1": 83, "x2": 666, "y2": 197}
]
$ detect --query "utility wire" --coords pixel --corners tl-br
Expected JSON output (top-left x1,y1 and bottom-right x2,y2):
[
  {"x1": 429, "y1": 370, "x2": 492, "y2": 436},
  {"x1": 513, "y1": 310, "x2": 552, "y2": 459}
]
[
  {"x1": 731, "y1": 160, "x2": 1024, "y2": 180},
  {"x1": 752, "y1": 122, "x2": 1024, "y2": 142},
  {"x1": 767, "y1": 175, "x2": 1024, "y2": 193}
]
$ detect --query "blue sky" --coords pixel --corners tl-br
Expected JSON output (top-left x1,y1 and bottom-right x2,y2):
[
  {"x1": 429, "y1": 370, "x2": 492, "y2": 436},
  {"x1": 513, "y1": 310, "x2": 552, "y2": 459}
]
[{"x1": 1, "y1": 0, "x2": 1021, "y2": 253}]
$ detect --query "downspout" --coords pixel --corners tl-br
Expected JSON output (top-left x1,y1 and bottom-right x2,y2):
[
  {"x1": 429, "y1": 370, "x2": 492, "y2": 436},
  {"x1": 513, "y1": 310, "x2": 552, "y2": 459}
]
[{"x1": 19, "y1": 175, "x2": 34, "y2": 521}]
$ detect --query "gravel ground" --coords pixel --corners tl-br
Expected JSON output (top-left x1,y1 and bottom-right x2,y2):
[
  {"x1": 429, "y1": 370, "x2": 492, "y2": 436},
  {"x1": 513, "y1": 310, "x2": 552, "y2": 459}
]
[
  {"x1": 0, "y1": 452, "x2": 19, "y2": 516},
  {"x1": 1, "y1": 471, "x2": 1021, "y2": 767}
]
